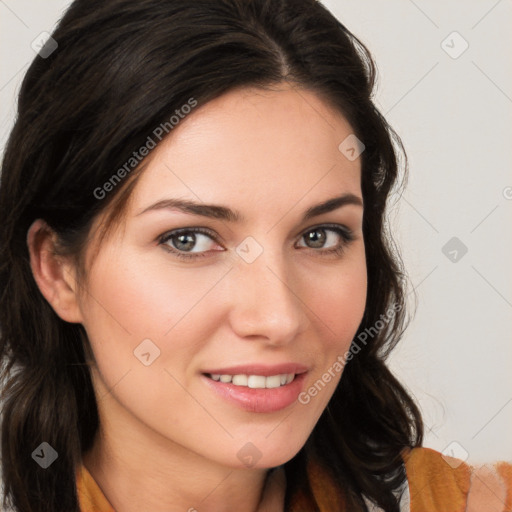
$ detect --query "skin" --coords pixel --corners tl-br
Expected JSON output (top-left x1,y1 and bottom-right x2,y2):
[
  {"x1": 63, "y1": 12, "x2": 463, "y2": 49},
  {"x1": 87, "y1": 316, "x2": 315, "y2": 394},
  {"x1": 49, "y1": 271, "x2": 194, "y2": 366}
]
[{"x1": 27, "y1": 83, "x2": 367, "y2": 512}]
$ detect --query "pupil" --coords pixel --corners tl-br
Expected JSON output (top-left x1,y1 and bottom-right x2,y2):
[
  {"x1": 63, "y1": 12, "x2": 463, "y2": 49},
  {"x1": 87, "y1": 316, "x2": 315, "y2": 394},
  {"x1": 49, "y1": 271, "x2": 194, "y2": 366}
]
[{"x1": 176, "y1": 233, "x2": 195, "y2": 251}]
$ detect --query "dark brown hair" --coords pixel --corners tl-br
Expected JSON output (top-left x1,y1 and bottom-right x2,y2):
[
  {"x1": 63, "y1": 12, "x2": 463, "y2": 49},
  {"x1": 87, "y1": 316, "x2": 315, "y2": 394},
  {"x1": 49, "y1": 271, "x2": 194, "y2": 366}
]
[{"x1": 0, "y1": 0, "x2": 423, "y2": 510}]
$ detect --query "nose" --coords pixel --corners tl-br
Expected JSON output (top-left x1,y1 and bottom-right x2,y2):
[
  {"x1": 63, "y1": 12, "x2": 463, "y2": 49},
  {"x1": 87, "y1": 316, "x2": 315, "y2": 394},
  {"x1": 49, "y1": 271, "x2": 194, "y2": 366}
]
[{"x1": 225, "y1": 247, "x2": 310, "y2": 346}]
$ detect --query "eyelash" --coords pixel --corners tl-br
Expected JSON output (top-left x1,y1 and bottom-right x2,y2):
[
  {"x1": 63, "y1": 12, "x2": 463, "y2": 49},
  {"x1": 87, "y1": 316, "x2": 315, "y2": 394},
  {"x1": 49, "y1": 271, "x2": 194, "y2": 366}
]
[{"x1": 158, "y1": 224, "x2": 355, "y2": 261}]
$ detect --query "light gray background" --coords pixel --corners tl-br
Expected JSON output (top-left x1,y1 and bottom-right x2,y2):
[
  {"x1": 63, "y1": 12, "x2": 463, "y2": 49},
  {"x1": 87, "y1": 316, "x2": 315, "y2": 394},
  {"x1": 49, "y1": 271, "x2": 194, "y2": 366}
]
[{"x1": 1, "y1": 0, "x2": 511, "y2": 464}]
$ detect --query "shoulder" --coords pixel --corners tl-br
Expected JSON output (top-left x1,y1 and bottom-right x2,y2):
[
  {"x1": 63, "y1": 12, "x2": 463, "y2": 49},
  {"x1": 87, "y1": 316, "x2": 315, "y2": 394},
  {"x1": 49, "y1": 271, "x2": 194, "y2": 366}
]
[{"x1": 401, "y1": 446, "x2": 512, "y2": 512}]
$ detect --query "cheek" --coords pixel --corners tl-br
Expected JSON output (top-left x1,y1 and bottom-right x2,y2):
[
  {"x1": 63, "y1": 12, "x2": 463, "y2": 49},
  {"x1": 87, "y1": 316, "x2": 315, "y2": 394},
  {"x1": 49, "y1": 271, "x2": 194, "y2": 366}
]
[
  {"x1": 317, "y1": 276, "x2": 366, "y2": 337},
  {"x1": 78, "y1": 247, "x2": 231, "y2": 399},
  {"x1": 296, "y1": 246, "x2": 367, "y2": 410},
  {"x1": 311, "y1": 244, "x2": 367, "y2": 347},
  {"x1": 81, "y1": 246, "x2": 229, "y2": 340},
  {"x1": 77, "y1": 251, "x2": 226, "y2": 434}
]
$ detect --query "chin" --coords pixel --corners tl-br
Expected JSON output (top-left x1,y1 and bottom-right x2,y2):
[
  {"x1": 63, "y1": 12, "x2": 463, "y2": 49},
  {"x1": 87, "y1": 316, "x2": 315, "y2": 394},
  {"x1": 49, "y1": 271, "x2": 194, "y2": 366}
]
[{"x1": 226, "y1": 433, "x2": 309, "y2": 470}]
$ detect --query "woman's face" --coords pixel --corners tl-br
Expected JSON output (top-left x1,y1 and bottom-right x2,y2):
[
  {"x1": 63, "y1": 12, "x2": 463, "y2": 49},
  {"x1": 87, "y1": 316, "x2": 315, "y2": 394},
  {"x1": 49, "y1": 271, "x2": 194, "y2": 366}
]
[{"x1": 77, "y1": 84, "x2": 367, "y2": 469}]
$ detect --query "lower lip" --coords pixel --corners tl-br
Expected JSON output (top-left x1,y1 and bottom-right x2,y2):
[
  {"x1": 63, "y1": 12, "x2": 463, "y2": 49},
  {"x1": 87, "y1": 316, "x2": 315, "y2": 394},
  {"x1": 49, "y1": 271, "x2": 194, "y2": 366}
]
[{"x1": 201, "y1": 372, "x2": 308, "y2": 413}]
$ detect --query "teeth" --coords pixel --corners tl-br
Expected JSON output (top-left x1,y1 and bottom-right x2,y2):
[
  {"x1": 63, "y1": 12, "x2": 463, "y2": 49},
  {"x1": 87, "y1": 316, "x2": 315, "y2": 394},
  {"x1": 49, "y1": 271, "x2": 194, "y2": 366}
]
[
  {"x1": 232, "y1": 374, "x2": 248, "y2": 386},
  {"x1": 265, "y1": 375, "x2": 281, "y2": 388},
  {"x1": 208, "y1": 373, "x2": 295, "y2": 388},
  {"x1": 248, "y1": 375, "x2": 266, "y2": 388}
]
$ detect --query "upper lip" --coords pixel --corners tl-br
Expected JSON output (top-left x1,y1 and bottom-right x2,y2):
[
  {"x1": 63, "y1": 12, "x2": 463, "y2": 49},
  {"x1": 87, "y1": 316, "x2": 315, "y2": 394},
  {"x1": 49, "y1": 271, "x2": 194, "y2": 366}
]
[{"x1": 202, "y1": 363, "x2": 309, "y2": 377}]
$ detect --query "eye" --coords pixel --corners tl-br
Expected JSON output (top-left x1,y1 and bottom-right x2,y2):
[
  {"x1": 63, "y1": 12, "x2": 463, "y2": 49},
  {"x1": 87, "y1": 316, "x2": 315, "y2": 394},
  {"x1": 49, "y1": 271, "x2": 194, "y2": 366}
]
[
  {"x1": 296, "y1": 224, "x2": 354, "y2": 256},
  {"x1": 158, "y1": 224, "x2": 355, "y2": 261},
  {"x1": 158, "y1": 228, "x2": 222, "y2": 260}
]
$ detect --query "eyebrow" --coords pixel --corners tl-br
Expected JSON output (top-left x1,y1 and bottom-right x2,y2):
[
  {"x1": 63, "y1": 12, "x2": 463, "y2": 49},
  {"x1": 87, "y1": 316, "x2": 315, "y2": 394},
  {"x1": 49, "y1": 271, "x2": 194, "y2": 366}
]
[{"x1": 135, "y1": 193, "x2": 363, "y2": 223}]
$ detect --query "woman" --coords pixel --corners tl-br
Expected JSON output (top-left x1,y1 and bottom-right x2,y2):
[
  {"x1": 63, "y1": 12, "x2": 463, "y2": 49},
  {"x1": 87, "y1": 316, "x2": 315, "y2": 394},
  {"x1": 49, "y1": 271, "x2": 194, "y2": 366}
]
[{"x1": 0, "y1": 0, "x2": 510, "y2": 511}]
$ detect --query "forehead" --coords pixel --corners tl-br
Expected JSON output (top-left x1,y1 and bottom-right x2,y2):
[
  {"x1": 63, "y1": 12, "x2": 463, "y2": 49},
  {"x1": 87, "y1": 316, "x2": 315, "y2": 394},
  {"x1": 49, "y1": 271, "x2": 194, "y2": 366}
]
[{"x1": 125, "y1": 85, "x2": 362, "y2": 223}]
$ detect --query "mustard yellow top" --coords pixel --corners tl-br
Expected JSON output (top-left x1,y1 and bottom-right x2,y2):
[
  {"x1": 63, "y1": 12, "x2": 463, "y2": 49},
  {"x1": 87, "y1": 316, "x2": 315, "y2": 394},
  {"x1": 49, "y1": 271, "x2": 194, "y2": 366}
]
[{"x1": 75, "y1": 447, "x2": 512, "y2": 511}]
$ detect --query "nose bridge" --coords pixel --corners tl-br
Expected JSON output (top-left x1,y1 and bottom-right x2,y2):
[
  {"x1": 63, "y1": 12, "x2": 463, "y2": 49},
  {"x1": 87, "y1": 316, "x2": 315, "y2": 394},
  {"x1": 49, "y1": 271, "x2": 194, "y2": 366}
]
[{"x1": 227, "y1": 241, "x2": 308, "y2": 343}]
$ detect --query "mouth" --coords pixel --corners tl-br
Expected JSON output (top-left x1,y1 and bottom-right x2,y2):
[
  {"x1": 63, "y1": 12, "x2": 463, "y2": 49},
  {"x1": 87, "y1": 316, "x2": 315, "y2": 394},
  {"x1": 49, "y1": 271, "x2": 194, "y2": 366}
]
[{"x1": 200, "y1": 366, "x2": 308, "y2": 413}]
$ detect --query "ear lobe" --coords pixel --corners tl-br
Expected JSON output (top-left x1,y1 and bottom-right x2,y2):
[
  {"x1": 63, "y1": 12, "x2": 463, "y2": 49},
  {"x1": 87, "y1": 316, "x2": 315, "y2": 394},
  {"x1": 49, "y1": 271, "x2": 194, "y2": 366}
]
[{"x1": 26, "y1": 219, "x2": 84, "y2": 324}]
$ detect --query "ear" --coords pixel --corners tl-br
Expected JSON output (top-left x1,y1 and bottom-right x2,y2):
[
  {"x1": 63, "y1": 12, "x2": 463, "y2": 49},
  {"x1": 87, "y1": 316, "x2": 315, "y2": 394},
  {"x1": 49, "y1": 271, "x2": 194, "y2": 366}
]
[{"x1": 26, "y1": 219, "x2": 84, "y2": 323}]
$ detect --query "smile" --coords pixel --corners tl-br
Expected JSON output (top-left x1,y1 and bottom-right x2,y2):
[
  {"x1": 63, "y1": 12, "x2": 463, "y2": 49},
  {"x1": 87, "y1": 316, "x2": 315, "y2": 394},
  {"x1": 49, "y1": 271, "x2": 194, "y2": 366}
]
[{"x1": 201, "y1": 370, "x2": 308, "y2": 413}]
